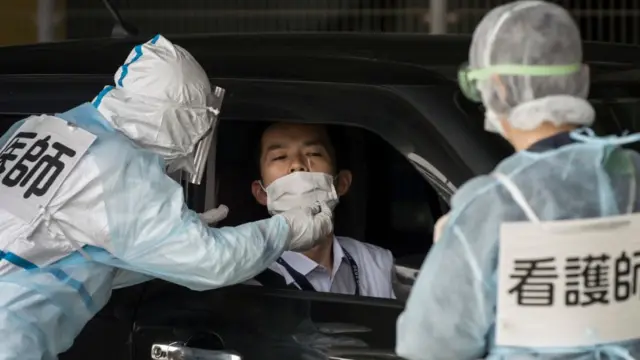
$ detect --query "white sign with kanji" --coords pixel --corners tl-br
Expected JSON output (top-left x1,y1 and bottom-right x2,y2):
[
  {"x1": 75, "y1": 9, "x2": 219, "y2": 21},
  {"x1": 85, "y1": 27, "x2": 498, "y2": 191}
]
[
  {"x1": 0, "y1": 115, "x2": 96, "y2": 223},
  {"x1": 496, "y1": 212, "x2": 640, "y2": 348}
]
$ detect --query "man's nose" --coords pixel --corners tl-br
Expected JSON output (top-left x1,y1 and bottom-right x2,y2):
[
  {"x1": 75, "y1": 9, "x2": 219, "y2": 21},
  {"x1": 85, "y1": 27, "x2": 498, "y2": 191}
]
[
  {"x1": 289, "y1": 164, "x2": 308, "y2": 173},
  {"x1": 289, "y1": 156, "x2": 310, "y2": 173}
]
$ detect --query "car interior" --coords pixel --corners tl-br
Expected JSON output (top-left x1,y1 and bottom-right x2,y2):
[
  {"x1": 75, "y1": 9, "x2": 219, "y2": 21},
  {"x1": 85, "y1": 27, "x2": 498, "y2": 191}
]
[{"x1": 209, "y1": 119, "x2": 447, "y2": 300}]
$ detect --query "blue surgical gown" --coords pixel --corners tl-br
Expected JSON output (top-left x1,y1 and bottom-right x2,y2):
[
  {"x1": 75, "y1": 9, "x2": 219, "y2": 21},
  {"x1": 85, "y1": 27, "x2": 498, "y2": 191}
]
[
  {"x1": 396, "y1": 131, "x2": 640, "y2": 360},
  {"x1": 0, "y1": 103, "x2": 290, "y2": 360}
]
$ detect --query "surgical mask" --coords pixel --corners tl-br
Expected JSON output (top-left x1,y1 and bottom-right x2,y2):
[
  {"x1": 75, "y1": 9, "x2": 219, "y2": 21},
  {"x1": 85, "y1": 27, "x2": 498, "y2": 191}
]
[{"x1": 263, "y1": 172, "x2": 339, "y2": 215}]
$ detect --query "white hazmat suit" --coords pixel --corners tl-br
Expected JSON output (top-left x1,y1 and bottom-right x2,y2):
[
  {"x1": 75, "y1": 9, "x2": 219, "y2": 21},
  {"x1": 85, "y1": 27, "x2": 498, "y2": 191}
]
[{"x1": 0, "y1": 34, "x2": 332, "y2": 359}]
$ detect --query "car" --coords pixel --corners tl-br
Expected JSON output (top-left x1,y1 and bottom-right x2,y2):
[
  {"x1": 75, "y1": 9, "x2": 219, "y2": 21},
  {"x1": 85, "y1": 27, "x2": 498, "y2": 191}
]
[{"x1": 0, "y1": 33, "x2": 638, "y2": 360}]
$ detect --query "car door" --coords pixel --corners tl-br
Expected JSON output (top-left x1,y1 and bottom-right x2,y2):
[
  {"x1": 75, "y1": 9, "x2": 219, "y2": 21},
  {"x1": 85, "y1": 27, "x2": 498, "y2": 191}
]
[{"x1": 132, "y1": 282, "x2": 404, "y2": 360}]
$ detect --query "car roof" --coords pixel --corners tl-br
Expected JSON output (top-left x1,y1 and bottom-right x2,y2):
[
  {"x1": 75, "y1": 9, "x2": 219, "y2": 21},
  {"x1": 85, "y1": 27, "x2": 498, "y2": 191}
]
[{"x1": 0, "y1": 33, "x2": 638, "y2": 83}]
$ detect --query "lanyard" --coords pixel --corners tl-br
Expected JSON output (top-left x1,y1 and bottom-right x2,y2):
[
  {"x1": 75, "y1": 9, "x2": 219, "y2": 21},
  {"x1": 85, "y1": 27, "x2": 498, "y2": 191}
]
[{"x1": 276, "y1": 248, "x2": 360, "y2": 296}]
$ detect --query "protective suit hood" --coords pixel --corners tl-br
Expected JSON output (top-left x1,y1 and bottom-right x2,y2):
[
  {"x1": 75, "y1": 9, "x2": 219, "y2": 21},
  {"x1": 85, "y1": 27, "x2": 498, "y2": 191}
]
[{"x1": 91, "y1": 34, "x2": 224, "y2": 183}]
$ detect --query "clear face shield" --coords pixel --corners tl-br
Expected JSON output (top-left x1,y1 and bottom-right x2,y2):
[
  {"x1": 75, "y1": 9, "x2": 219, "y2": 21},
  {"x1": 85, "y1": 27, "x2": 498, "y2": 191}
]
[{"x1": 187, "y1": 86, "x2": 225, "y2": 185}]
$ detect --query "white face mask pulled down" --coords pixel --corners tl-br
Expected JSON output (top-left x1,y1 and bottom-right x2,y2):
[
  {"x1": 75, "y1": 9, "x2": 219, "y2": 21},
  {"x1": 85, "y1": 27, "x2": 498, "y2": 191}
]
[{"x1": 263, "y1": 172, "x2": 339, "y2": 215}]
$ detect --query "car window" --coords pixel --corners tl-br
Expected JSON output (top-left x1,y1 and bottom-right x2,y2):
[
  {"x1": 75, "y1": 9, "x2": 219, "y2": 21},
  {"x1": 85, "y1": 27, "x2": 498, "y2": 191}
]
[{"x1": 211, "y1": 119, "x2": 445, "y2": 299}]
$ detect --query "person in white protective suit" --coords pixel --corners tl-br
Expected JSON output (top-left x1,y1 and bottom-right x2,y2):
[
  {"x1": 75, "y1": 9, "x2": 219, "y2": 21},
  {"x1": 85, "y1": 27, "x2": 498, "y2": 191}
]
[
  {"x1": 0, "y1": 34, "x2": 333, "y2": 360},
  {"x1": 396, "y1": 1, "x2": 640, "y2": 360}
]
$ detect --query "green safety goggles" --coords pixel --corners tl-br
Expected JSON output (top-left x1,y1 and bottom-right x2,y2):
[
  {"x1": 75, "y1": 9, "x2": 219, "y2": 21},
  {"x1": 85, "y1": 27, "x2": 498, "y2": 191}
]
[{"x1": 457, "y1": 63, "x2": 583, "y2": 103}]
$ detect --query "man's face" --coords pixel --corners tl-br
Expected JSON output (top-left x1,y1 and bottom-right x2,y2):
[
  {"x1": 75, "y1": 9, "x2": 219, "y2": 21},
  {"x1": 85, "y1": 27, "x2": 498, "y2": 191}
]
[
  {"x1": 259, "y1": 123, "x2": 335, "y2": 185},
  {"x1": 251, "y1": 122, "x2": 352, "y2": 206}
]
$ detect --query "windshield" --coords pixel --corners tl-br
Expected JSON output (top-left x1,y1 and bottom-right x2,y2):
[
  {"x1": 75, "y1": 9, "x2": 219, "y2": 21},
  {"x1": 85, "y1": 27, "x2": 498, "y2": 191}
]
[{"x1": 0, "y1": 1, "x2": 637, "y2": 46}]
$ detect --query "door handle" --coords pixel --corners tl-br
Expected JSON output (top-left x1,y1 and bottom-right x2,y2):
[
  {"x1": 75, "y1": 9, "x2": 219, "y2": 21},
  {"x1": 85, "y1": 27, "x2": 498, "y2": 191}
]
[{"x1": 151, "y1": 343, "x2": 242, "y2": 360}]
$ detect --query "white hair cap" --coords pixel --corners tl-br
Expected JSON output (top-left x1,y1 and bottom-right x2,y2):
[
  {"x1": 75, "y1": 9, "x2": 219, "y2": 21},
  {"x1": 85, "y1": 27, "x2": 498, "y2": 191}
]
[{"x1": 469, "y1": 0, "x2": 595, "y2": 131}]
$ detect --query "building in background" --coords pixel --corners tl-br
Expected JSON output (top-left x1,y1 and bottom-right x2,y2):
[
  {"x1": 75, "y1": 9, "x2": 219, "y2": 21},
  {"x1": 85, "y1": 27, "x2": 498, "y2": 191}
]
[
  {"x1": 1, "y1": 0, "x2": 638, "y2": 46},
  {"x1": 0, "y1": 0, "x2": 66, "y2": 45}
]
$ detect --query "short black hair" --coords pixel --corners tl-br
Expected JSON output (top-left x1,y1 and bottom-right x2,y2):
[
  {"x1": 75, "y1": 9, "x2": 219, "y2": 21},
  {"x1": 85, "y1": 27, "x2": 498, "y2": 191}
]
[{"x1": 254, "y1": 122, "x2": 340, "y2": 179}]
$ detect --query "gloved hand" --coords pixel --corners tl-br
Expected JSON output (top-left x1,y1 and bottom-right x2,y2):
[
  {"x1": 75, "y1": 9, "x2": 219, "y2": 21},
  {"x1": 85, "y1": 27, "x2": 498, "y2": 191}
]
[
  {"x1": 279, "y1": 202, "x2": 333, "y2": 252},
  {"x1": 198, "y1": 204, "x2": 229, "y2": 225}
]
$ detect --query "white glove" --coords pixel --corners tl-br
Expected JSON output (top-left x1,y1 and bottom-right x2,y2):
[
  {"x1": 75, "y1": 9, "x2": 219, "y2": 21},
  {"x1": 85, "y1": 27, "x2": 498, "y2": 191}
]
[
  {"x1": 198, "y1": 204, "x2": 229, "y2": 225},
  {"x1": 279, "y1": 202, "x2": 333, "y2": 252}
]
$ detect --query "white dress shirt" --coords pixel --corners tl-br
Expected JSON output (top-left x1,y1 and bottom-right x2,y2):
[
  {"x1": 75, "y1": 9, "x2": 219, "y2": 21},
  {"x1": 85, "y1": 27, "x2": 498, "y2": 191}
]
[{"x1": 265, "y1": 236, "x2": 396, "y2": 299}]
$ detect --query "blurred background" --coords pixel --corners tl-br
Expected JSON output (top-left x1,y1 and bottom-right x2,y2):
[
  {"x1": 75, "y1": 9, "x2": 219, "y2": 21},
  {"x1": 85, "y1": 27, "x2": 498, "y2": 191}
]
[{"x1": 0, "y1": 0, "x2": 638, "y2": 46}]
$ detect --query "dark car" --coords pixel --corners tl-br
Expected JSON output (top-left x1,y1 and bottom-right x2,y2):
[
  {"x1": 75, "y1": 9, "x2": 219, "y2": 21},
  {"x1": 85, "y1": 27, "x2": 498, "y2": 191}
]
[{"x1": 0, "y1": 33, "x2": 638, "y2": 360}]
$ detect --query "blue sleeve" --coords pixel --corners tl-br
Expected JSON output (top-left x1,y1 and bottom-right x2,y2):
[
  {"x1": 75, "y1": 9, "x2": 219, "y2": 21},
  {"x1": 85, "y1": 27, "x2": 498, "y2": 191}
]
[
  {"x1": 396, "y1": 178, "x2": 500, "y2": 360},
  {"x1": 94, "y1": 141, "x2": 291, "y2": 291}
]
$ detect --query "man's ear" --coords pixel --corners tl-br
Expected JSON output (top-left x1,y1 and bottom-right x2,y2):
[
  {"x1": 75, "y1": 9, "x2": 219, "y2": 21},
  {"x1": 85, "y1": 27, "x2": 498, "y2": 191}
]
[
  {"x1": 251, "y1": 180, "x2": 268, "y2": 206},
  {"x1": 335, "y1": 170, "x2": 352, "y2": 196}
]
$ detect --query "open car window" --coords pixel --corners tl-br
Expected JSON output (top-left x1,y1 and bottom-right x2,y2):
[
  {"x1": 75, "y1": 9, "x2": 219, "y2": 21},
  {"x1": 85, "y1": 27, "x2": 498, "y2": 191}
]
[{"x1": 208, "y1": 119, "x2": 446, "y2": 302}]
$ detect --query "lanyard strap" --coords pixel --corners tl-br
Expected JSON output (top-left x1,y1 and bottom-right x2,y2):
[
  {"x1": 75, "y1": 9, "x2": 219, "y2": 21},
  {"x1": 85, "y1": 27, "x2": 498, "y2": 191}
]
[{"x1": 276, "y1": 248, "x2": 360, "y2": 296}]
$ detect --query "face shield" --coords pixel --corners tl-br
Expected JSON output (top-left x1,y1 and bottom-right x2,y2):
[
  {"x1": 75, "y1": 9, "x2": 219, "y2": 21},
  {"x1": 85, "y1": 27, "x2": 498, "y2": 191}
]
[{"x1": 184, "y1": 86, "x2": 225, "y2": 185}]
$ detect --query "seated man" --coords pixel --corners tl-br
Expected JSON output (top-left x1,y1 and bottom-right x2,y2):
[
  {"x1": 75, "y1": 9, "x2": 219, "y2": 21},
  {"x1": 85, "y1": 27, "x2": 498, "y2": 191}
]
[{"x1": 250, "y1": 122, "x2": 396, "y2": 299}]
